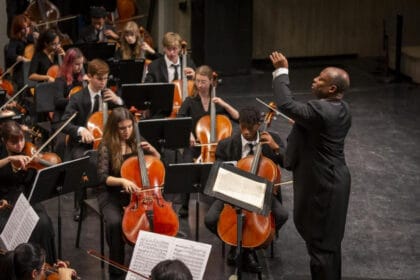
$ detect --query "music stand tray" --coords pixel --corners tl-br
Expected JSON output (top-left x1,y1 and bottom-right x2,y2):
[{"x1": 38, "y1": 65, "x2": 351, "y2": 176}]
[
  {"x1": 28, "y1": 156, "x2": 90, "y2": 204},
  {"x1": 138, "y1": 117, "x2": 192, "y2": 150},
  {"x1": 204, "y1": 161, "x2": 273, "y2": 216},
  {"x1": 111, "y1": 59, "x2": 145, "y2": 84},
  {"x1": 64, "y1": 43, "x2": 116, "y2": 61},
  {"x1": 165, "y1": 162, "x2": 213, "y2": 241},
  {"x1": 121, "y1": 83, "x2": 175, "y2": 118}
]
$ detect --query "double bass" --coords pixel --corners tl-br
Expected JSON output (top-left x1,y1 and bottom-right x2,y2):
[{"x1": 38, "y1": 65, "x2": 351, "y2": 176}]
[
  {"x1": 121, "y1": 119, "x2": 178, "y2": 245},
  {"x1": 217, "y1": 104, "x2": 280, "y2": 248},
  {"x1": 25, "y1": 0, "x2": 73, "y2": 46},
  {"x1": 195, "y1": 72, "x2": 232, "y2": 162}
]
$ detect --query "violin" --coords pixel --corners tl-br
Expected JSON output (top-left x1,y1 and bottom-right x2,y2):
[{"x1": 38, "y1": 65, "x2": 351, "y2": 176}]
[
  {"x1": 21, "y1": 142, "x2": 62, "y2": 170},
  {"x1": 195, "y1": 72, "x2": 232, "y2": 162},
  {"x1": 217, "y1": 103, "x2": 279, "y2": 248},
  {"x1": 121, "y1": 118, "x2": 179, "y2": 245},
  {"x1": 171, "y1": 41, "x2": 194, "y2": 118}
]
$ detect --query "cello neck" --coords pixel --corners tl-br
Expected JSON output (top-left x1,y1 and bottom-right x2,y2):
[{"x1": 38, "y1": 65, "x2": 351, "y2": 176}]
[
  {"x1": 133, "y1": 120, "x2": 150, "y2": 188},
  {"x1": 209, "y1": 72, "x2": 218, "y2": 143},
  {"x1": 250, "y1": 107, "x2": 275, "y2": 174},
  {"x1": 181, "y1": 41, "x2": 188, "y2": 101}
]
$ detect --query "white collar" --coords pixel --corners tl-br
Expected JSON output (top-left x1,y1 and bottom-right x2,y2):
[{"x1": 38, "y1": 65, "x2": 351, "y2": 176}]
[
  {"x1": 164, "y1": 55, "x2": 180, "y2": 67},
  {"x1": 240, "y1": 133, "x2": 259, "y2": 149}
]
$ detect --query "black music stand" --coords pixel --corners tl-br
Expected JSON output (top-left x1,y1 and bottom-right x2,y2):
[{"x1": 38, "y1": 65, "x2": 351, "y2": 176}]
[
  {"x1": 121, "y1": 83, "x2": 175, "y2": 118},
  {"x1": 64, "y1": 42, "x2": 116, "y2": 61},
  {"x1": 28, "y1": 156, "x2": 90, "y2": 259},
  {"x1": 109, "y1": 59, "x2": 145, "y2": 85},
  {"x1": 138, "y1": 117, "x2": 192, "y2": 162},
  {"x1": 165, "y1": 162, "x2": 213, "y2": 241},
  {"x1": 204, "y1": 161, "x2": 273, "y2": 279}
]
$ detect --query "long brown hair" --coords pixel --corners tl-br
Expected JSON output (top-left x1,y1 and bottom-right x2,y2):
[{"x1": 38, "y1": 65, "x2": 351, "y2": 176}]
[
  {"x1": 119, "y1": 21, "x2": 142, "y2": 60},
  {"x1": 0, "y1": 121, "x2": 24, "y2": 144},
  {"x1": 102, "y1": 107, "x2": 137, "y2": 174}
]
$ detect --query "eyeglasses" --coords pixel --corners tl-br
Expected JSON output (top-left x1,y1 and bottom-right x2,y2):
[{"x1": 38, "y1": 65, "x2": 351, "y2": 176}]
[{"x1": 195, "y1": 79, "x2": 210, "y2": 85}]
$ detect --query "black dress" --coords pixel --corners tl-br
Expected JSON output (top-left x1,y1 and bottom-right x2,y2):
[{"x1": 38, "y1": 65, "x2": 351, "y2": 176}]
[{"x1": 0, "y1": 144, "x2": 56, "y2": 264}]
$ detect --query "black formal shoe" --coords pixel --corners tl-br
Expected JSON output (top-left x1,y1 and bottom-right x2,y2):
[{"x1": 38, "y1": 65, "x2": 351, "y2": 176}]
[
  {"x1": 227, "y1": 246, "x2": 237, "y2": 266},
  {"x1": 178, "y1": 205, "x2": 189, "y2": 218},
  {"x1": 241, "y1": 250, "x2": 262, "y2": 273}
]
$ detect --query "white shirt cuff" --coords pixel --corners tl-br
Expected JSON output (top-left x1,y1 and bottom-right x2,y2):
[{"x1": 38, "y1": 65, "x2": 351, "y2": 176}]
[{"x1": 272, "y1": 68, "x2": 289, "y2": 79}]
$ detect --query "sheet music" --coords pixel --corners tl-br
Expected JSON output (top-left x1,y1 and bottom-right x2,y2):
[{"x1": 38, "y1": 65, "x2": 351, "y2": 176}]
[
  {"x1": 213, "y1": 167, "x2": 266, "y2": 209},
  {"x1": 0, "y1": 194, "x2": 39, "y2": 250},
  {"x1": 126, "y1": 231, "x2": 212, "y2": 280}
]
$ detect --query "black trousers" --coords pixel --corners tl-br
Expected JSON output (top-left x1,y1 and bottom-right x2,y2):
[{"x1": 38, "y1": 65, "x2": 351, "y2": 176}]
[
  {"x1": 98, "y1": 190, "x2": 130, "y2": 277},
  {"x1": 306, "y1": 243, "x2": 342, "y2": 280}
]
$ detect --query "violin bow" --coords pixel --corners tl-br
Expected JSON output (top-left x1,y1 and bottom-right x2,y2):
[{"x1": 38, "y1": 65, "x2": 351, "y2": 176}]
[
  {"x1": 0, "y1": 60, "x2": 22, "y2": 79},
  {"x1": 86, "y1": 250, "x2": 149, "y2": 279},
  {"x1": 0, "y1": 84, "x2": 28, "y2": 111},
  {"x1": 256, "y1": 97, "x2": 295, "y2": 124}
]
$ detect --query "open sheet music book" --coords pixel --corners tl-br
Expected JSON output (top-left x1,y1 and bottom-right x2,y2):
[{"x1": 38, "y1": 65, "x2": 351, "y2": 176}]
[
  {"x1": 126, "y1": 231, "x2": 212, "y2": 280},
  {"x1": 0, "y1": 193, "x2": 39, "y2": 250}
]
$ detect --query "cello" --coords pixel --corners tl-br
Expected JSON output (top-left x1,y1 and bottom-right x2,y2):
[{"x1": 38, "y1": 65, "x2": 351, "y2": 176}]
[
  {"x1": 217, "y1": 104, "x2": 280, "y2": 248},
  {"x1": 195, "y1": 72, "x2": 232, "y2": 162},
  {"x1": 121, "y1": 118, "x2": 179, "y2": 245},
  {"x1": 170, "y1": 41, "x2": 194, "y2": 118},
  {"x1": 86, "y1": 89, "x2": 111, "y2": 149}
]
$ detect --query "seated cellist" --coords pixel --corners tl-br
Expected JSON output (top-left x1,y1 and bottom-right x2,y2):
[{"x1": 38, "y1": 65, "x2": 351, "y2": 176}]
[
  {"x1": 204, "y1": 106, "x2": 289, "y2": 273},
  {"x1": 97, "y1": 107, "x2": 160, "y2": 280}
]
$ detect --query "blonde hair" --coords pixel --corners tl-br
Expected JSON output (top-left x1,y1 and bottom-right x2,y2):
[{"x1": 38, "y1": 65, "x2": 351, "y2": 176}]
[{"x1": 162, "y1": 32, "x2": 182, "y2": 49}]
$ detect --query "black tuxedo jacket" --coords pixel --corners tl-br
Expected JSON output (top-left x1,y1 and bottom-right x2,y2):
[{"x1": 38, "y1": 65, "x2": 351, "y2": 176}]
[
  {"x1": 273, "y1": 73, "x2": 351, "y2": 250},
  {"x1": 144, "y1": 55, "x2": 195, "y2": 83},
  {"x1": 215, "y1": 131, "x2": 285, "y2": 167}
]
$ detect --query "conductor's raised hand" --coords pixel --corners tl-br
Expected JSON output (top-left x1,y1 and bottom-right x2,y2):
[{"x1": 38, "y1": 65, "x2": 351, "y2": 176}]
[{"x1": 270, "y1": 51, "x2": 288, "y2": 69}]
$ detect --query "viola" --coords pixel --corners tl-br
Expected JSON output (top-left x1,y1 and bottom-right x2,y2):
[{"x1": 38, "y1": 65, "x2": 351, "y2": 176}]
[
  {"x1": 195, "y1": 72, "x2": 232, "y2": 162},
  {"x1": 217, "y1": 103, "x2": 279, "y2": 248},
  {"x1": 22, "y1": 142, "x2": 62, "y2": 170},
  {"x1": 170, "y1": 41, "x2": 194, "y2": 118},
  {"x1": 121, "y1": 119, "x2": 178, "y2": 245}
]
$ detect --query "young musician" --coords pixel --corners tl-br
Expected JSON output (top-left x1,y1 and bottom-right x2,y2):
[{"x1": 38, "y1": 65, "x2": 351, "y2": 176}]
[
  {"x1": 52, "y1": 48, "x2": 86, "y2": 159},
  {"x1": 28, "y1": 28, "x2": 65, "y2": 83},
  {"x1": 5, "y1": 14, "x2": 38, "y2": 89},
  {"x1": 144, "y1": 32, "x2": 195, "y2": 83},
  {"x1": 0, "y1": 242, "x2": 76, "y2": 280},
  {"x1": 204, "y1": 107, "x2": 289, "y2": 273},
  {"x1": 176, "y1": 65, "x2": 239, "y2": 217},
  {"x1": 114, "y1": 21, "x2": 159, "y2": 61},
  {"x1": 0, "y1": 121, "x2": 56, "y2": 264},
  {"x1": 150, "y1": 259, "x2": 193, "y2": 280},
  {"x1": 78, "y1": 6, "x2": 119, "y2": 44},
  {"x1": 97, "y1": 107, "x2": 160, "y2": 280},
  {"x1": 270, "y1": 51, "x2": 351, "y2": 279},
  {"x1": 61, "y1": 58, "x2": 122, "y2": 221}
]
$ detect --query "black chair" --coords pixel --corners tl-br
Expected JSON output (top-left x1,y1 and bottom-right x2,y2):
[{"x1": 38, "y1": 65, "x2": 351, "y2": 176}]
[{"x1": 74, "y1": 150, "x2": 105, "y2": 268}]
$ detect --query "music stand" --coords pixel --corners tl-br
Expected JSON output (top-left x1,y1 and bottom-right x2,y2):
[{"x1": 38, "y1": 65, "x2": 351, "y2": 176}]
[
  {"x1": 110, "y1": 59, "x2": 145, "y2": 84},
  {"x1": 165, "y1": 162, "x2": 213, "y2": 241},
  {"x1": 138, "y1": 117, "x2": 192, "y2": 161},
  {"x1": 204, "y1": 161, "x2": 273, "y2": 279},
  {"x1": 64, "y1": 42, "x2": 116, "y2": 61},
  {"x1": 28, "y1": 156, "x2": 90, "y2": 259},
  {"x1": 121, "y1": 83, "x2": 175, "y2": 118}
]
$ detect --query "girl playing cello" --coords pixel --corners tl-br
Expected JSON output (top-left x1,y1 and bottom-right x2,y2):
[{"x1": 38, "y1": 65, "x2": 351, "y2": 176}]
[
  {"x1": 97, "y1": 107, "x2": 160, "y2": 280},
  {"x1": 176, "y1": 65, "x2": 239, "y2": 217}
]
